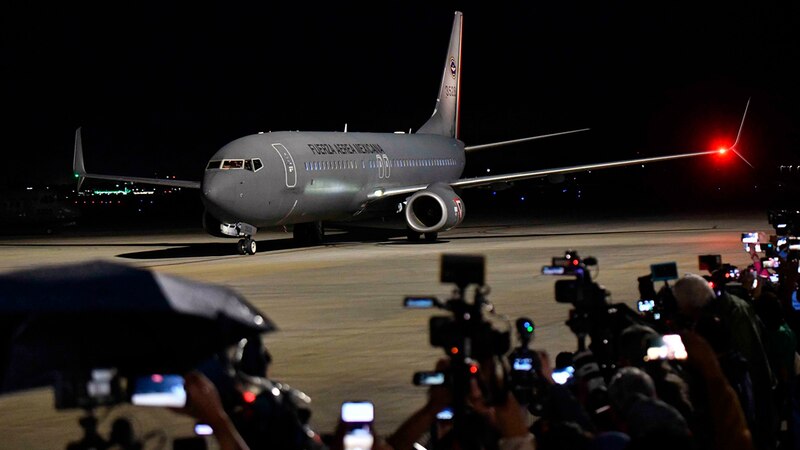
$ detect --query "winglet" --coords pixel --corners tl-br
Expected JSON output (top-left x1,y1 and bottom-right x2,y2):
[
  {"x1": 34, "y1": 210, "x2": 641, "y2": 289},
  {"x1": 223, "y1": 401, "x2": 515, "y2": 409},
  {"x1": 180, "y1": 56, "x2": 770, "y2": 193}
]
[
  {"x1": 73, "y1": 127, "x2": 86, "y2": 191},
  {"x1": 730, "y1": 98, "x2": 754, "y2": 169}
]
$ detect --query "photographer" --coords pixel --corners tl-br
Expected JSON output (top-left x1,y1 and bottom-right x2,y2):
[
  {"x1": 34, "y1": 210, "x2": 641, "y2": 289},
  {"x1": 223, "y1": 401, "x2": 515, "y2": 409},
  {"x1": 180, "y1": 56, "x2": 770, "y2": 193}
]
[
  {"x1": 387, "y1": 358, "x2": 534, "y2": 450},
  {"x1": 218, "y1": 338, "x2": 324, "y2": 450},
  {"x1": 672, "y1": 273, "x2": 776, "y2": 448},
  {"x1": 173, "y1": 371, "x2": 250, "y2": 450}
]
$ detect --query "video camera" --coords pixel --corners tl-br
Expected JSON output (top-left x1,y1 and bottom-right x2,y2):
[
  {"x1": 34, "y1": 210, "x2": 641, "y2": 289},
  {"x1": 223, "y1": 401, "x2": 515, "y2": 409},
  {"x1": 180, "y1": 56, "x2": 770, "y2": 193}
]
[
  {"x1": 542, "y1": 251, "x2": 644, "y2": 379},
  {"x1": 405, "y1": 254, "x2": 512, "y2": 448}
]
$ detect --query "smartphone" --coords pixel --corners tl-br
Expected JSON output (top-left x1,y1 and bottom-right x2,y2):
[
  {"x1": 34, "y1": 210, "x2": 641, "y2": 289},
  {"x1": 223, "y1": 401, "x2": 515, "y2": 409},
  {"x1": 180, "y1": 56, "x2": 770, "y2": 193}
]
[
  {"x1": 412, "y1": 371, "x2": 446, "y2": 386},
  {"x1": 650, "y1": 262, "x2": 678, "y2": 282},
  {"x1": 744, "y1": 243, "x2": 762, "y2": 253},
  {"x1": 342, "y1": 401, "x2": 374, "y2": 450},
  {"x1": 769, "y1": 273, "x2": 780, "y2": 283},
  {"x1": 436, "y1": 407, "x2": 454, "y2": 421},
  {"x1": 644, "y1": 335, "x2": 688, "y2": 361},
  {"x1": 761, "y1": 257, "x2": 780, "y2": 269},
  {"x1": 130, "y1": 374, "x2": 186, "y2": 408},
  {"x1": 512, "y1": 357, "x2": 534, "y2": 371},
  {"x1": 194, "y1": 423, "x2": 214, "y2": 436},
  {"x1": 741, "y1": 232, "x2": 759, "y2": 244},
  {"x1": 551, "y1": 366, "x2": 575, "y2": 385},
  {"x1": 637, "y1": 299, "x2": 655, "y2": 313}
]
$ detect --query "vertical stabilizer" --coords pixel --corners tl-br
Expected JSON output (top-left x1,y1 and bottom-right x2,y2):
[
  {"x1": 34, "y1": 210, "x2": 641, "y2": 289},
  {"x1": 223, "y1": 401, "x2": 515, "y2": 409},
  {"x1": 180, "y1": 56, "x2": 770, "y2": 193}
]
[
  {"x1": 73, "y1": 127, "x2": 87, "y2": 191},
  {"x1": 417, "y1": 11, "x2": 463, "y2": 139}
]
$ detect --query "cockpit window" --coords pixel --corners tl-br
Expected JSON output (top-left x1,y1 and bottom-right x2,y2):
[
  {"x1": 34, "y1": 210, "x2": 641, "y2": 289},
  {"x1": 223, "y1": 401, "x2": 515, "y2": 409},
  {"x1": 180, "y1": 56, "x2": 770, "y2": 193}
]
[
  {"x1": 221, "y1": 159, "x2": 244, "y2": 169},
  {"x1": 252, "y1": 158, "x2": 263, "y2": 172},
  {"x1": 206, "y1": 160, "x2": 222, "y2": 170}
]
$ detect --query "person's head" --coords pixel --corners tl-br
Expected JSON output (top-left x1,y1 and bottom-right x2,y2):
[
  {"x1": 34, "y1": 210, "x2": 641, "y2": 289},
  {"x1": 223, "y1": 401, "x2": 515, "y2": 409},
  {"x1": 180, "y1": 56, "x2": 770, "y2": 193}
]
[
  {"x1": 617, "y1": 325, "x2": 659, "y2": 367},
  {"x1": 672, "y1": 274, "x2": 715, "y2": 321},
  {"x1": 234, "y1": 337, "x2": 272, "y2": 378},
  {"x1": 608, "y1": 367, "x2": 656, "y2": 414},
  {"x1": 755, "y1": 291, "x2": 784, "y2": 331}
]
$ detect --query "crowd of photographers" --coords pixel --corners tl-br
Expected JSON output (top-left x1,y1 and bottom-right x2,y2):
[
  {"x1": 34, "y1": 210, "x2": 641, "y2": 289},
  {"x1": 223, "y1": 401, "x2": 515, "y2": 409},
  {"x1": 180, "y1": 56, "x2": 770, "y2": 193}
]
[{"x1": 142, "y1": 211, "x2": 800, "y2": 450}]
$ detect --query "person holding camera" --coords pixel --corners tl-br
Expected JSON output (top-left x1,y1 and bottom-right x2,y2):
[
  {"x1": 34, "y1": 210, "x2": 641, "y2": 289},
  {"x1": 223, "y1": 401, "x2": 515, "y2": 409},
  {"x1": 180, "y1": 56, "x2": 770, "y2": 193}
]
[
  {"x1": 673, "y1": 273, "x2": 775, "y2": 449},
  {"x1": 387, "y1": 357, "x2": 534, "y2": 450},
  {"x1": 173, "y1": 371, "x2": 251, "y2": 450}
]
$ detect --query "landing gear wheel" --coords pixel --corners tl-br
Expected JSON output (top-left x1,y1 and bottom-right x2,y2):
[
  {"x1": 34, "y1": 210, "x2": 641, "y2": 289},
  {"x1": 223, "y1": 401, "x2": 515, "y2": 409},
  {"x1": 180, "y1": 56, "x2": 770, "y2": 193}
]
[
  {"x1": 237, "y1": 239, "x2": 247, "y2": 255},
  {"x1": 246, "y1": 238, "x2": 257, "y2": 255},
  {"x1": 424, "y1": 232, "x2": 438, "y2": 242}
]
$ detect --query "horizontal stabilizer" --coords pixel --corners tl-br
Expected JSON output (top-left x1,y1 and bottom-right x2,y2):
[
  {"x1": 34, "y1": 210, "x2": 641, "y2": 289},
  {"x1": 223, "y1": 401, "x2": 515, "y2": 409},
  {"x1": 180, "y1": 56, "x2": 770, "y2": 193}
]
[{"x1": 464, "y1": 128, "x2": 590, "y2": 152}]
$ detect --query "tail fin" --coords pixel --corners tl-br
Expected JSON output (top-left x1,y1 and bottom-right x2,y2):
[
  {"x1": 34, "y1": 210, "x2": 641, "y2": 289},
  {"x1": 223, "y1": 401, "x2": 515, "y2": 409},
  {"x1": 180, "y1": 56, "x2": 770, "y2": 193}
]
[
  {"x1": 417, "y1": 11, "x2": 463, "y2": 139},
  {"x1": 73, "y1": 127, "x2": 87, "y2": 191}
]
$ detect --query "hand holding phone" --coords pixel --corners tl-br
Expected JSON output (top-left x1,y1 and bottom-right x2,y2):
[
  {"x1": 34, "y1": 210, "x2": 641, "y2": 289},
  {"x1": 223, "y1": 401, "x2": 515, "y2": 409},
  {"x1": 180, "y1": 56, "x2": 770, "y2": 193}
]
[
  {"x1": 342, "y1": 401, "x2": 374, "y2": 450},
  {"x1": 644, "y1": 334, "x2": 688, "y2": 361}
]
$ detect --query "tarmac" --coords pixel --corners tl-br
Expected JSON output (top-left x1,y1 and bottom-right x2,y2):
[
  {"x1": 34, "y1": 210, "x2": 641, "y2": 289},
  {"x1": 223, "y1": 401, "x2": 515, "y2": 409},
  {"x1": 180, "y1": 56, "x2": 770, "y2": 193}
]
[{"x1": 0, "y1": 211, "x2": 771, "y2": 448}]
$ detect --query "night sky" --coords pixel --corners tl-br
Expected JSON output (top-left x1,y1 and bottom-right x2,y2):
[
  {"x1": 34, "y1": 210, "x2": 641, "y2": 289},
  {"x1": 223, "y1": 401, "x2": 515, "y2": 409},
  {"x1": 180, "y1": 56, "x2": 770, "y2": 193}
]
[{"x1": 3, "y1": 1, "x2": 800, "y2": 208}]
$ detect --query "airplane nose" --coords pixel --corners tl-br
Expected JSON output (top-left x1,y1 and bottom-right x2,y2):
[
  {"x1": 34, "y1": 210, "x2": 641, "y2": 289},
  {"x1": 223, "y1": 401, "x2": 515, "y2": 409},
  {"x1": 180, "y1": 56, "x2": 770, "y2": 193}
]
[{"x1": 201, "y1": 172, "x2": 233, "y2": 216}]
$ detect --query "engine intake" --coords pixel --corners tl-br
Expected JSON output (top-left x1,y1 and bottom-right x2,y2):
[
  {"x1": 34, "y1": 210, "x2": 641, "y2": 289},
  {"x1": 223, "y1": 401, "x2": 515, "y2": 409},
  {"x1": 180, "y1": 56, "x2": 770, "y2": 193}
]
[{"x1": 405, "y1": 183, "x2": 465, "y2": 233}]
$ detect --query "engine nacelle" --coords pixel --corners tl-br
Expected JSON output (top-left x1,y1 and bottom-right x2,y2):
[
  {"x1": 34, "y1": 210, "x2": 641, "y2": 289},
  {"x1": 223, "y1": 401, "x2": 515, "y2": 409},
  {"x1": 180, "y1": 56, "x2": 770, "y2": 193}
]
[{"x1": 405, "y1": 183, "x2": 465, "y2": 233}]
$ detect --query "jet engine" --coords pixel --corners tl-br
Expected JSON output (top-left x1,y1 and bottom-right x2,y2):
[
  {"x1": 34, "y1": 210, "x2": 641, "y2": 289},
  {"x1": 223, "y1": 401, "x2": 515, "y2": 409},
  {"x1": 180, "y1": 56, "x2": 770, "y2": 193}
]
[{"x1": 405, "y1": 182, "x2": 465, "y2": 234}]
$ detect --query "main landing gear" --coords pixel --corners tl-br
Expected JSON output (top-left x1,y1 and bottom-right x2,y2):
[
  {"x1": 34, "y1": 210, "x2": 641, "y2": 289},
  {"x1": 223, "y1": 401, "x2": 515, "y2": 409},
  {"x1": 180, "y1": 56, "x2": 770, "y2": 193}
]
[
  {"x1": 293, "y1": 221, "x2": 324, "y2": 246},
  {"x1": 237, "y1": 237, "x2": 257, "y2": 255},
  {"x1": 406, "y1": 228, "x2": 438, "y2": 242}
]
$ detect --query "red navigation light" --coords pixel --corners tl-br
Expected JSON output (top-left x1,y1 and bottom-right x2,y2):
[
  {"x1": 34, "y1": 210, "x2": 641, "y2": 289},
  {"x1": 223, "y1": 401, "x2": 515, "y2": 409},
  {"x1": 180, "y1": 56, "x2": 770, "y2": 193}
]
[
  {"x1": 469, "y1": 365, "x2": 479, "y2": 374},
  {"x1": 718, "y1": 147, "x2": 728, "y2": 155},
  {"x1": 243, "y1": 391, "x2": 257, "y2": 403},
  {"x1": 151, "y1": 374, "x2": 164, "y2": 383},
  {"x1": 572, "y1": 259, "x2": 579, "y2": 266}
]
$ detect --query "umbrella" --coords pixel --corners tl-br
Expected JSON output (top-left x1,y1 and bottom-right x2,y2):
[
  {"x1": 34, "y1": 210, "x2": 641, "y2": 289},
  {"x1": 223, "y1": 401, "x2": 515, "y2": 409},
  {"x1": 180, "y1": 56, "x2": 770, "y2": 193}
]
[{"x1": 0, "y1": 260, "x2": 275, "y2": 393}]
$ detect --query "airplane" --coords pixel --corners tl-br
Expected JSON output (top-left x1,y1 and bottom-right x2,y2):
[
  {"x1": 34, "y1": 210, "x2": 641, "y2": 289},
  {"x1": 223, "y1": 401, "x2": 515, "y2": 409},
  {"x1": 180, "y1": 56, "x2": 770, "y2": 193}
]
[{"x1": 73, "y1": 11, "x2": 749, "y2": 255}]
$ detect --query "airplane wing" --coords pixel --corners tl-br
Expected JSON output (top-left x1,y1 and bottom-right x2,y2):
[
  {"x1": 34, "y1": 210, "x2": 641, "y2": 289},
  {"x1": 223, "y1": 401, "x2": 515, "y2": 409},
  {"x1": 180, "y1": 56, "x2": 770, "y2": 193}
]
[
  {"x1": 367, "y1": 149, "x2": 723, "y2": 200},
  {"x1": 464, "y1": 128, "x2": 590, "y2": 152},
  {"x1": 73, "y1": 128, "x2": 201, "y2": 190}
]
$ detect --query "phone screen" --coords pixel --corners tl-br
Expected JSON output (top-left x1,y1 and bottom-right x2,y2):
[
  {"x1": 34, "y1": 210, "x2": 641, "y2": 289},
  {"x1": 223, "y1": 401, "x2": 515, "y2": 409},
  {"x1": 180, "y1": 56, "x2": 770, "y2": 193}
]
[
  {"x1": 436, "y1": 407, "x2": 454, "y2": 421},
  {"x1": 131, "y1": 374, "x2": 186, "y2": 407},
  {"x1": 552, "y1": 366, "x2": 575, "y2": 385},
  {"x1": 650, "y1": 262, "x2": 678, "y2": 282},
  {"x1": 742, "y1": 232, "x2": 759, "y2": 244},
  {"x1": 342, "y1": 401, "x2": 374, "y2": 423},
  {"x1": 644, "y1": 335, "x2": 688, "y2": 361},
  {"x1": 637, "y1": 299, "x2": 655, "y2": 312},
  {"x1": 513, "y1": 357, "x2": 533, "y2": 371},
  {"x1": 413, "y1": 371, "x2": 446, "y2": 386},
  {"x1": 342, "y1": 402, "x2": 374, "y2": 450}
]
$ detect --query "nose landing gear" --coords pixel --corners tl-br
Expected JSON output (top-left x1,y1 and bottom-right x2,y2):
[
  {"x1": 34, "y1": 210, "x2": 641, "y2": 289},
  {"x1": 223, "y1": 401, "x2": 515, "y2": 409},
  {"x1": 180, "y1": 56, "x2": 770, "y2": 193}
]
[{"x1": 217, "y1": 221, "x2": 258, "y2": 256}]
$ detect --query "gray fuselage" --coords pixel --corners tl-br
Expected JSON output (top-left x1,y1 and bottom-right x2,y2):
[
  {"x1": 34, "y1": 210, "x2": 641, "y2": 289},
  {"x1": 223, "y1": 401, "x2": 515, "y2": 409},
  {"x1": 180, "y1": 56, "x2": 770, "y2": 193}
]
[{"x1": 201, "y1": 131, "x2": 465, "y2": 227}]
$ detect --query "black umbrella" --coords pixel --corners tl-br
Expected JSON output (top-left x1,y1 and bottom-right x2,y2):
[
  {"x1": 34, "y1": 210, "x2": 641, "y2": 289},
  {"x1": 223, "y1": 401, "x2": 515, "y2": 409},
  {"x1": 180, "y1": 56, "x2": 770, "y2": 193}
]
[{"x1": 0, "y1": 260, "x2": 275, "y2": 393}]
